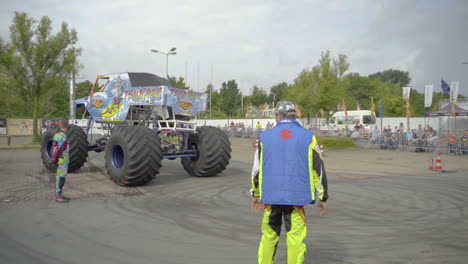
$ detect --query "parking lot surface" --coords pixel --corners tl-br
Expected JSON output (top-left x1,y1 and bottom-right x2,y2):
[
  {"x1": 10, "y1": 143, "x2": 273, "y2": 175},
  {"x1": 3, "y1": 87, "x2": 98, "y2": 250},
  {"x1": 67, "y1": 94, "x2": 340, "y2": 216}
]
[{"x1": 0, "y1": 138, "x2": 467, "y2": 263}]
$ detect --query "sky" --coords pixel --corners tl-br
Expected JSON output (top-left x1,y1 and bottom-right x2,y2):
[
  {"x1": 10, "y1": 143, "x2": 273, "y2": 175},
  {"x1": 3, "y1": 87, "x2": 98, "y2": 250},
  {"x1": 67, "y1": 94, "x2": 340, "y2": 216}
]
[{"x1": 1, "y1": 0, "x2": 467, "y2": 96}]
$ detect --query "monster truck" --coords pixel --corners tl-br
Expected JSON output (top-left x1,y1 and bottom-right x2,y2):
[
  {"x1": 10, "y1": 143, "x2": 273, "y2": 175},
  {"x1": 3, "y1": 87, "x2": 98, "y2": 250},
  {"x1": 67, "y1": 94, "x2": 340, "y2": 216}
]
[{"x1": 40, "y1": 72, "x2": 231, "y2": 186}]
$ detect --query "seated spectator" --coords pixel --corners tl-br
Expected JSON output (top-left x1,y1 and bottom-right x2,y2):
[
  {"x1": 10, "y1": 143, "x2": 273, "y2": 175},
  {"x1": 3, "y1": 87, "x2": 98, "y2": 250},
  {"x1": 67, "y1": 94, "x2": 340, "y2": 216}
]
[
  {"x1": 354, "y1": 122, "x2": 360, "y2": 131},
  {"x1": 329, "y1": 124, "x2": 336, "y2": 137},
  {"x1": 407, "y1": 129, "x2": 416, "y2": 144},
  {"x1": 351, "y1": 130, "x2": 360, "y2": 138},
  {"x1": 460, "y1": 130, "x2": 468, "y2": 155},
  {"x1": 383, "y1": 125, "x2": 391, "y2": 133},
  {"x1": 416, "y1": 124, "x2": 424, "y2": 138},
  {"x1": 448, "y1": 130, "x2": 458, "y2": 155},
  {"x1": 370, "y1": 126, "x2": 379, "y2": 143}
]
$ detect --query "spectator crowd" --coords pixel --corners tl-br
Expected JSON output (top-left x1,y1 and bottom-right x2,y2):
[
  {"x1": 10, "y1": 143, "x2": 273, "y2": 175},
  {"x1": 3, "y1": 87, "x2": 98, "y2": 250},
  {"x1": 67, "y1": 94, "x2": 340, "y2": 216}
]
[{"x1": 220, "y1": 120, "x2": 468, "y2": 155}]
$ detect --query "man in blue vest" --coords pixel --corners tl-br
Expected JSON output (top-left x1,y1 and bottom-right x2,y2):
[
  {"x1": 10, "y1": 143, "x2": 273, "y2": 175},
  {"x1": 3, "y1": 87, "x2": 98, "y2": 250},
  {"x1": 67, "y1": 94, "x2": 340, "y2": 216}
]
[{"x1": 250, "y1": 101, "x2": 328, "y2": 264}]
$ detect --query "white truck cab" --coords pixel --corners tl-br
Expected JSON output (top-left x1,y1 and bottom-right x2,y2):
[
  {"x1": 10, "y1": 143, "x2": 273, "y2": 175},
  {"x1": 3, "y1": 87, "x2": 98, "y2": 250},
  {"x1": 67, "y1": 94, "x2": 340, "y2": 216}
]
[{"x1": 327, "y1": 110, "x2": 376, "y2": 131}]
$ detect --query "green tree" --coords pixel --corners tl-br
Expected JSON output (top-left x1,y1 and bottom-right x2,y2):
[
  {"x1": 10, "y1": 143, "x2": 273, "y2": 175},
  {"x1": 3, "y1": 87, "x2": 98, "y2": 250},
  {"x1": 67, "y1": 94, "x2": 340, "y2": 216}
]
[
  {"x1": 369, "y1": 69, "x2": 411, "y2": 87},
  {"x1": 429, "y1": 92, "x2": 450, "y2": 111},
  {"x1": 75, "y1": 80, "x2": 93, "y2": 99},
  {"x1": 249, "y1": 85, "x2": 268, "y2": 107},
  {"x1": 408, "y1": 89, "x2": 425, "y2": 116},
  {"x1": 285, "y1": 51, "x2": 349, "y2": 116},
  {"x1": 0, "y1": 12, "x2": 80, "y2": 141},
  {"x1": 168, "y1": 76, "x2": 189, "y2": 89},
  {"x1": 0, "y1": 72, "x2": 31, "y2": 117},
  {"x1": 41, "y1": 76, "x2": 69, "y2": 118},
  {"x1": 219, "y1": 80, "x2": 241, "y2": 117},
  {"x1": 268, "y1": 82, "x2": 288, "y2": 106}
]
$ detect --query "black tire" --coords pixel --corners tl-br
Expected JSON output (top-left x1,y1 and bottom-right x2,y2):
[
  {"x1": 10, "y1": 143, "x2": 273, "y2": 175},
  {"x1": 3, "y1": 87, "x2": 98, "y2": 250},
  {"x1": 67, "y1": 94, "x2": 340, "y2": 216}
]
[
  {"x1": 40, "y1": 125, "x2": 60, "y2": 172},
  {"x1": 105, "y1": 126, "x2": 162, "y2": 186},
  {"x1": 181, "y1": 126, "x2": 231, "y2": 177},
  {"x1": 40, "y1": 124, "x2": 89, "y2": 173},
  {"x1": 67, "y1": 124, "x2": 89, "y2": 172}
]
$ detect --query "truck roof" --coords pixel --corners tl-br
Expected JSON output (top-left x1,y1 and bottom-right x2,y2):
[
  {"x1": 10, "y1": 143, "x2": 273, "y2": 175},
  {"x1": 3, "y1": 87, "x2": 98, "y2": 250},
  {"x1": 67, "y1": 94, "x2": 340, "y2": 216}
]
[{"x1": 127, "y1": 72, "x2": 172, "y2": 87}]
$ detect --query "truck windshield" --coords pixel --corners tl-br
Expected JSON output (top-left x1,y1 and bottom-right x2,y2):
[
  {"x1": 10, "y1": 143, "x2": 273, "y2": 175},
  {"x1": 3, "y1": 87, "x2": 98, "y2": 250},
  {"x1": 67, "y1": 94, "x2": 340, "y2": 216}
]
[
  {"x1": 97, "y1": 78, "x2": 110, "y2": 92},
  {"x1": 363, "y1": 115, "x2": 376, "y2": 124}
]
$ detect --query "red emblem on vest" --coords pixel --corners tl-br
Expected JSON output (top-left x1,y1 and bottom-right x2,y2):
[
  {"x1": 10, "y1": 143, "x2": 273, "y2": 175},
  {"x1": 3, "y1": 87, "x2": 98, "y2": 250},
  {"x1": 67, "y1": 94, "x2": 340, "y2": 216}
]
[{"x1": 280, "y1": 129, "x2": 292, "y2": 140}]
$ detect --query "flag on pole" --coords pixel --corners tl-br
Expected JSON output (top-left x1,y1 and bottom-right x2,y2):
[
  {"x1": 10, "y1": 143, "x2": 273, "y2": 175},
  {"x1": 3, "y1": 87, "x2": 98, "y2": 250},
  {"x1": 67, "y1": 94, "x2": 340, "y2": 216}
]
[
  {"x1": 356, "y1": 100, "x2": 361, "y2": 111},
  {"x1": 402, "y1": 87, "x2": 411, "y2": 101},
  {"x1": 424, "y1": 84, "x2": 433, "y2": 108},
  {"x1": 450, "y1": 81, "x2": 459, "y2": 102},
  {"x1": 379, "y1": 99, "x2": 384, "y2": 117},
  {"x1": 451, "y1": 98, "x2": 456, "y2": 117},
  {"x1": 441, "y1": 79, "x2": 450, "y2": 94},
  {"x1": 406, "y1": 99, "x2": 411, "y2": 117},
  {"x1": 342, "y1": 98, "x2": 348, "y2": 117},
  {"x1": 370, "y1": 97, "x2": 375, "y2": 117}
]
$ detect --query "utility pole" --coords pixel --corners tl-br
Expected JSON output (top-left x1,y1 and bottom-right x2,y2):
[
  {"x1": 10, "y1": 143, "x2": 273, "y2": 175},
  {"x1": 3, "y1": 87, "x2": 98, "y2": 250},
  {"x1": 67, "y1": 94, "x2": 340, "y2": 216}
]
[
  {"x1": 69, "y1": 72, "x2": 86, "y2": 120},
  {"x1": 210, "y1": 64, "x2": 213, "y2": 118},
  {"x1": 69, "y1": 72, "x2": 75, "y2": 120},
  {"x1": 150, "y1": 47, "x2": 177, "y2": 78}
]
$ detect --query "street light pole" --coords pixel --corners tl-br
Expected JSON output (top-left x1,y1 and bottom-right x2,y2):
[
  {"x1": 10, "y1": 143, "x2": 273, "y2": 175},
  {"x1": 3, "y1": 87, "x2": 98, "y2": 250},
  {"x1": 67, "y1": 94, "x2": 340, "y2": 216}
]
[
  {"x1": 166, "y1": 54, "x2": 169, "y2": 78},
  {"x1": 150, "y1": 47, "x2": 177, "y2": 78}
]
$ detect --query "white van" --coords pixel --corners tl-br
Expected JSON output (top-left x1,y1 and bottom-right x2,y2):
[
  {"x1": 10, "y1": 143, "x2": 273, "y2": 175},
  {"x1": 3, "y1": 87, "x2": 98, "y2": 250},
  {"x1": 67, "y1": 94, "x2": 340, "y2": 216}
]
[{"x1": 327, "y1": 110, "x2": 376, "y2": 131}]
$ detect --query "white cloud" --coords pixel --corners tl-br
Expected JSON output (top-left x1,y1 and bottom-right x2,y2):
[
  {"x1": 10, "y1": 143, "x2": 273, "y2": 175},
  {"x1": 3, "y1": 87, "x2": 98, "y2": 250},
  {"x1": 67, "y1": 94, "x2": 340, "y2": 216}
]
[{"x1": 1, "y1": 0, "x2": 467, "y2": 95}]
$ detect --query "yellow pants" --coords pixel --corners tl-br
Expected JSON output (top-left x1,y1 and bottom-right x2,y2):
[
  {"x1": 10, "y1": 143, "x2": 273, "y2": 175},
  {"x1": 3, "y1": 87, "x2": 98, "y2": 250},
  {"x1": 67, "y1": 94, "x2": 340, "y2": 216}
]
[{"x1": 258, "y1": 205, "x2": 307, "y2": 264}]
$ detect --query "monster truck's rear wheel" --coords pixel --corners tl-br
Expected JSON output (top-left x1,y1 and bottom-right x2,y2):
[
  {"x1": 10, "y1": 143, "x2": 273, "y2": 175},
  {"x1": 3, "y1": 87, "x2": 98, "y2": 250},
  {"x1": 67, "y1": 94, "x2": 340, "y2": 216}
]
[
  {"x1": 181, "y1": 126, "x2": 231, "y2": 177},
  {"x1": 40, "y1": 124, "x2": 89, "y2": 173},
  {"x1": 105, "y1": 126, "x2": 162, "y2": 186}
]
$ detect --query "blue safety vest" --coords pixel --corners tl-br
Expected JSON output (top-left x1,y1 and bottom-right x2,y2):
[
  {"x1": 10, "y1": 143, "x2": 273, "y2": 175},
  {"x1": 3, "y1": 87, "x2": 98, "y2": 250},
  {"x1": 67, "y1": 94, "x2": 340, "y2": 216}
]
[{"x1": 259, "y1": 119, "x2": 316, "y2": 205}]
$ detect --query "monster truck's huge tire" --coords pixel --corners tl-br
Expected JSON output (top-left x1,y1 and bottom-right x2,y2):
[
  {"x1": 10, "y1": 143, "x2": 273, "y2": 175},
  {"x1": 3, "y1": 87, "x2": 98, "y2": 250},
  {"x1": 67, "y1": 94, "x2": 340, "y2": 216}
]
[
  {"x1": 67, "y1": 124, "x2": 89, "y2": 172},
  {"x1": 181, "y1": 126, "x2": 231, "y2": 177},
  {"x1": 40, "y1": 124, "x2": 89, "y2": 173},
  {"x1": 105, "y1": 126, "x2": 162, "y2": 186},
  {"x1": 41, "y1": 126, "x2": 60, "y2": 172}
]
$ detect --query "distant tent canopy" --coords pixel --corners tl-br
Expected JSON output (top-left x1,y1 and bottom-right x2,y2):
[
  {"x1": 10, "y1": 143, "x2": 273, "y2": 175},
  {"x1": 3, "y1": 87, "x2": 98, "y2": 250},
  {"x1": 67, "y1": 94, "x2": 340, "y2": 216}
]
[{"x1": 427, "y1": 104, "x2": 468, "y2": 116}]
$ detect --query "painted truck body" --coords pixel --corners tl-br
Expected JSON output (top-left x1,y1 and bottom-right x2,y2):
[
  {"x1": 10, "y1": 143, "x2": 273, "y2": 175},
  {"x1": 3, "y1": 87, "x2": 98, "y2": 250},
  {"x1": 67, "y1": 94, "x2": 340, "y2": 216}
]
[{"x1": 75, "y1": 72, "x2": 207, "y2": 121}]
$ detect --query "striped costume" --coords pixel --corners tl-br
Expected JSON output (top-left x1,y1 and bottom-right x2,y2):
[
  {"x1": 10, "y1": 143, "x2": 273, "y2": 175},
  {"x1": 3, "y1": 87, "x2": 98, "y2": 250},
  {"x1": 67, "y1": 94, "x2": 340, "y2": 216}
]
[{"x1": 51, "y1": 130, "x2": 69, "y2": 196}]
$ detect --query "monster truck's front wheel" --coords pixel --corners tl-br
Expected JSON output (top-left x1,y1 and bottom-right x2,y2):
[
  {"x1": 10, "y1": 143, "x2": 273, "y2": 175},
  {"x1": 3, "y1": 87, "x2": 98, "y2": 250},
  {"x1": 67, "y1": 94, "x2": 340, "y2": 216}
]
[
  {"x1": 181, "y1": 126, "x2": 231, "y2": 177},
  {"x1": 40, "y1": 124, "x2": 89, "y2": 173},
  {"x1": 105, "y1": 126, "x2": 162, "y2": 186},
  {"x1": 41, "y1": 126, "x2": 60, "y2": 172},
  {"x1": 67, "y1": 124, "x2": 89, "y2": 172}
]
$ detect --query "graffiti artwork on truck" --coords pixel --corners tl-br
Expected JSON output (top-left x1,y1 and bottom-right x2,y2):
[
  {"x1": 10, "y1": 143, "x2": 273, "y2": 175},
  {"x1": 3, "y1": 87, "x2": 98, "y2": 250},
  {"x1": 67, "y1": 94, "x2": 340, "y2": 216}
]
[{"x1": 101, "y1": 76, "x2": 125, "y2": 118}]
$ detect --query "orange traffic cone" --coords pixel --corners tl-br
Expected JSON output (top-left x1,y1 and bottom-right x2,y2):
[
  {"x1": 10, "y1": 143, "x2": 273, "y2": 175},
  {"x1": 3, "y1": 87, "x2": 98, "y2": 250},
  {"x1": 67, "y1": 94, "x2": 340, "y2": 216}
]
[
  {"x1": 320, "y1": 145, "x2": 326, "y2": 157},
  {"x1": 434, "y1": 152, "x2": 443, "y2": 171},
  {"x1": 428, "y1": 158, "x2": 434, "y2": 170}
]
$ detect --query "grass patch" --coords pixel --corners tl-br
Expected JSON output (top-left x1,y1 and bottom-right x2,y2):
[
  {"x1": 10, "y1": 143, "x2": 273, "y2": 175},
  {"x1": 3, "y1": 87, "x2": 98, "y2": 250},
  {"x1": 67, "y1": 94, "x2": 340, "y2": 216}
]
[{"x1": 315, "y1": 137, "x2": 357, "y2": 150}]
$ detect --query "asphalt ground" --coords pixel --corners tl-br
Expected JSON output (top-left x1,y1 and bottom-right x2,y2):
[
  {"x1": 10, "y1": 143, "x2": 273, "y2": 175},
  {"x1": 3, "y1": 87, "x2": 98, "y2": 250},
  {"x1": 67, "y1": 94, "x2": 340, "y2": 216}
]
[{"x1": 0, "y1": 138, "x2": 467, "y2": 264}]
